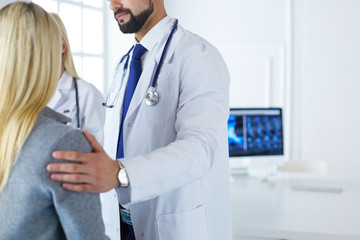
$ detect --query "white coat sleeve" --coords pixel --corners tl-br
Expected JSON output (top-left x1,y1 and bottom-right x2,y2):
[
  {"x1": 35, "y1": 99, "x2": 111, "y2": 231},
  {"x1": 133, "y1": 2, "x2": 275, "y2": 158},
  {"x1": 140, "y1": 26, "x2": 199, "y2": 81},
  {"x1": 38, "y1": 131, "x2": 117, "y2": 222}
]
[{"x1": 81, "y1": 83, "x2": 106, "y2": 146}]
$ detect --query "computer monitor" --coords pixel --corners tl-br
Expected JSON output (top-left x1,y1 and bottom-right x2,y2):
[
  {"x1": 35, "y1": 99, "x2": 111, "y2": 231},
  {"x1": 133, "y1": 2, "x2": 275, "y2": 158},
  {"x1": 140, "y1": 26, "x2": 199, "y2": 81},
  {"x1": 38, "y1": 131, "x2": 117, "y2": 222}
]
[{"x1": 228, "y1": 108, "x2": 285, "y2": 173}]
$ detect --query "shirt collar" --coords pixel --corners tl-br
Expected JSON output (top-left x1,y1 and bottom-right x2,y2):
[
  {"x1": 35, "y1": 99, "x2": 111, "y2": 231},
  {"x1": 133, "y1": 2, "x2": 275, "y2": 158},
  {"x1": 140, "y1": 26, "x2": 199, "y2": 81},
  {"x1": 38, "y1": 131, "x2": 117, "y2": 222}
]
[
  {"x1": 137, "y1": 16, "x2": 172, "y2": 52},
  {"x1": 58, "y1": 71, "x2": 73, "y2": 90}
]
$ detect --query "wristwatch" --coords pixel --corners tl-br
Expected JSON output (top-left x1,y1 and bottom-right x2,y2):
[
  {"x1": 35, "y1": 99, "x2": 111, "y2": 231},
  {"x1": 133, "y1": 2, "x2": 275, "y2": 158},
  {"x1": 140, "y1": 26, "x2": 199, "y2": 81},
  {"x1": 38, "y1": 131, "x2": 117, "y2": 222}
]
[{"x1": 116, "y1": 160, "x2": 129, "y2": 187}]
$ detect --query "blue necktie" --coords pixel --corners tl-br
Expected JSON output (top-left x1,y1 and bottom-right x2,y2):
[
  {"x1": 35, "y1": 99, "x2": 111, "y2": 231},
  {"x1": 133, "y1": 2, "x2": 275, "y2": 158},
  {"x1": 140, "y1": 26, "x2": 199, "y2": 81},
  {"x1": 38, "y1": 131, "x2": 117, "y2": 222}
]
[{"x1": 117, "y1": 44, "x2": 147, "y2": 159}]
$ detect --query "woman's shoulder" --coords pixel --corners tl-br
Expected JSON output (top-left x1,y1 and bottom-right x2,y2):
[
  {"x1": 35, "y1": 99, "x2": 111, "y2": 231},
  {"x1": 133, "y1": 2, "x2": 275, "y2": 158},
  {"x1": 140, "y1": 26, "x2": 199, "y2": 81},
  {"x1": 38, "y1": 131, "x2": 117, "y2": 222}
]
[
  {"x1": 14, "y1": 108, "x2": 91, "y2": 183},
  {"x1": 30, "y1": 108, "x2": 91, "y2": 153}
]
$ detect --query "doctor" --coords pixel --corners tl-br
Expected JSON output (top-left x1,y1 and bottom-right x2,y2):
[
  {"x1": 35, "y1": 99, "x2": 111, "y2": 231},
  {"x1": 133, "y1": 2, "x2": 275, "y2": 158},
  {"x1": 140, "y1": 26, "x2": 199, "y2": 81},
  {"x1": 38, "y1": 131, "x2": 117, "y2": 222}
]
[
  {"x1": 48, "y1": 13, "x2": 105, "y2": 144},
  {"x1": 47, "y1": 0, "x2": 232, "y2": 239}
]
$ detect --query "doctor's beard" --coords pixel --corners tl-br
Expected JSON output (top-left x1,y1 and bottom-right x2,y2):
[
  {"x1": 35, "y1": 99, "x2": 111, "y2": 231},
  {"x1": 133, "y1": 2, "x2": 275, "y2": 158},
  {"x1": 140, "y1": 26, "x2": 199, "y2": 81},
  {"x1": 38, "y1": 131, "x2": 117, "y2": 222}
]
[{"x1": 114, "y1": 1, "x2": 154, "y2": 34}]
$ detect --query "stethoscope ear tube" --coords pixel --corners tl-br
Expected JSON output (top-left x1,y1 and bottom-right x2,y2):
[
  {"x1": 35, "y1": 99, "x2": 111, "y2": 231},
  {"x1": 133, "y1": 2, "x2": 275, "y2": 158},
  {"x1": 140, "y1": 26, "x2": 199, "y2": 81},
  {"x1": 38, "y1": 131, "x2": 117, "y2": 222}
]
[
  {"x1": 151, "y1": 19, "x2": 178, "y2": 88},
  {"x1": 145, "y1": 19, "x2": 178, "y2": 106},
  {"x1": 73, "y1": 77, "x2": 81, "y2": 128},
  {"x1": 102, "y1": 45, "x2": 134, "y2": 108}
]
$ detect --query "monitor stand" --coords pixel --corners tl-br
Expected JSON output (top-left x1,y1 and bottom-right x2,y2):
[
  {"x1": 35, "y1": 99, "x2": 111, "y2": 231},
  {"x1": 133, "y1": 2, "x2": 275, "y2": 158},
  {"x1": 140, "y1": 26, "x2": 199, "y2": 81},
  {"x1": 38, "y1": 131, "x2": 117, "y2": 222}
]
[
  {"x1": 229, "y1": 157, "x2": 281, "y2": 181},
  {"x1": 229, "y1": 157, "x2": 251, "y2": 180}
]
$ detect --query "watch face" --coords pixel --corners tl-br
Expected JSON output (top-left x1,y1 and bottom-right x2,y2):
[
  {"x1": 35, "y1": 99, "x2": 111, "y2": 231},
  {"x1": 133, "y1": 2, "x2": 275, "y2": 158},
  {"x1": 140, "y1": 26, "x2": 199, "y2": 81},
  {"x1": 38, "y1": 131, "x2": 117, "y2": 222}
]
[{"x1": 118, "y1": 168, "x2": 129, "y2": 187}]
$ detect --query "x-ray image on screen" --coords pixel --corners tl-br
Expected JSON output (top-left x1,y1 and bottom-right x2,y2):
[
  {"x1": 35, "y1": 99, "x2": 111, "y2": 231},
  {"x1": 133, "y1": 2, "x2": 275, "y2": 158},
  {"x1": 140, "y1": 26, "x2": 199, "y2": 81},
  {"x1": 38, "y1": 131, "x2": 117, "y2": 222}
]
[{"x1": 228, "y1": 108, "x2": 284, "y2": 157}]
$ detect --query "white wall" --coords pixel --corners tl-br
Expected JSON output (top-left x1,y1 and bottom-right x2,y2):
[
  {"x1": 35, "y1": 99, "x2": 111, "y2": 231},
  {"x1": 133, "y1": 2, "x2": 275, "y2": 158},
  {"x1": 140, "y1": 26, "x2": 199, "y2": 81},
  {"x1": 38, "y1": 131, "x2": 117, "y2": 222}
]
[
  {"x1": 292, "y1": 0, "x2": 360, "y2": 176},
  {"x1": 164, "y1": 0, "x2": 360, "y2": 176}
]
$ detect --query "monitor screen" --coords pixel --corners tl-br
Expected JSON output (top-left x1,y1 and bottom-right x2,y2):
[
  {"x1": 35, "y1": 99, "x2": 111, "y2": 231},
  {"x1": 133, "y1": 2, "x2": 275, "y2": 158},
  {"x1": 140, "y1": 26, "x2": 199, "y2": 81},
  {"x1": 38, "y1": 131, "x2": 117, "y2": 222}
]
[{"x1": 228, "y1": 108, "x2": 284, "y2": 157}]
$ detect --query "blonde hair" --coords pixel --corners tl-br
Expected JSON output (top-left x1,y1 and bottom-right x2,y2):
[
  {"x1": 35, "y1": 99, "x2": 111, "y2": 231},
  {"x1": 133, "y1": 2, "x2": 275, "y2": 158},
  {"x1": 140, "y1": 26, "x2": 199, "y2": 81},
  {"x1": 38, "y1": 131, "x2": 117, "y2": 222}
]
[
  {"x1": 50, "y1": 13, "x2": 80, "y2": 79},
  {"x1": 0, "y1": 2, "x2": 62, "y2": 192}
]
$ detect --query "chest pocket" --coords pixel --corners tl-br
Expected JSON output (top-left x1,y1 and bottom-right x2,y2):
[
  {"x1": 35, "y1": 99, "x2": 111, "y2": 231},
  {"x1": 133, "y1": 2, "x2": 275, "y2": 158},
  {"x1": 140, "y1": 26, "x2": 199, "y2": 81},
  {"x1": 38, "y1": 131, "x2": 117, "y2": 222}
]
[{"x1": 140, "y1": 63, "x2": 179, "y2": 127}]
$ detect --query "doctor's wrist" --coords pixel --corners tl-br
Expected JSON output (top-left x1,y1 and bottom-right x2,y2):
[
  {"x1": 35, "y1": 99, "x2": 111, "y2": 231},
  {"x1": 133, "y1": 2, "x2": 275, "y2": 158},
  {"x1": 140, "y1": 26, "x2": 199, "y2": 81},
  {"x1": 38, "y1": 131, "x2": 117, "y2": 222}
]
[{"x1": 116, "y1": 160, "x2": 129, "y2": 188}]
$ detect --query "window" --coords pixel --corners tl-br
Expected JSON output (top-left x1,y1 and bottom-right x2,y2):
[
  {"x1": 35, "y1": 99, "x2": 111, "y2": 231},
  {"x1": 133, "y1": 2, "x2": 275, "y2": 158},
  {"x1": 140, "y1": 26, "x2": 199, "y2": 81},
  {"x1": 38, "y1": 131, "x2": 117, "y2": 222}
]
[{"x1": 32, "y1": 0, "x2": 106, "y2": 93}]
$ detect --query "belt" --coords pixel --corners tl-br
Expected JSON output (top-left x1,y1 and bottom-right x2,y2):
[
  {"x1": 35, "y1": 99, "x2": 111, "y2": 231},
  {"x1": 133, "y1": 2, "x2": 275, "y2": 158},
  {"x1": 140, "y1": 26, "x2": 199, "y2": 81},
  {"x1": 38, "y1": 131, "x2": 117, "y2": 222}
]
[{"x1": 120, "y1": 208, "x2": 133, "y2": 226}]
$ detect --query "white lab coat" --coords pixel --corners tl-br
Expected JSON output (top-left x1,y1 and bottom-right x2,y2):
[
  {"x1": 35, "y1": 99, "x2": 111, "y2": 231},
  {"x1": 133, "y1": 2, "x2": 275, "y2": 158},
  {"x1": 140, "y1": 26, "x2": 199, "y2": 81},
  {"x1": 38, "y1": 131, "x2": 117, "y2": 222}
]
[
  {"x1": 48, "y1": 71, "x2": 106, "y2": 145},
  {"x1": 101, "y1": 18, "x2": 232, "y2": 240}
]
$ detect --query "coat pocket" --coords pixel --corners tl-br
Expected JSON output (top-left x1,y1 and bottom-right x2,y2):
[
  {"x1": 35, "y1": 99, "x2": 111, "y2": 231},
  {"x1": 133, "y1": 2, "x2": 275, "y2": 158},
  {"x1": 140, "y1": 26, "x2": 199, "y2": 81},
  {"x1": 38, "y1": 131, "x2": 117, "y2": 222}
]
[{"x1": 156, "y1": 205, "x2": 210, "y2": 240}]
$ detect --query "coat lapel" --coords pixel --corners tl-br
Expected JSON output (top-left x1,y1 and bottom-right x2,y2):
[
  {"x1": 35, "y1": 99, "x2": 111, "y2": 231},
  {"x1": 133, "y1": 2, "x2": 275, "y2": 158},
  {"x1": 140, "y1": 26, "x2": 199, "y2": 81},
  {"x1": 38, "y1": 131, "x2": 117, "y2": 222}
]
[
  {"x1": 47, "y1": 89, "x2": 62, "y2": 109},
  {"x1": 47, "y1": 72, "x2": 72, "y2": 109}
]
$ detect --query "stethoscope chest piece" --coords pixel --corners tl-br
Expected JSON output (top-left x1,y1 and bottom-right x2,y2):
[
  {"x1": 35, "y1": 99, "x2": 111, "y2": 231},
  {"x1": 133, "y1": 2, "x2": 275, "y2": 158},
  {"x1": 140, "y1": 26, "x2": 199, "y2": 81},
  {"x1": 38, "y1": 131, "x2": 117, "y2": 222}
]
[{"x1": 145, "y1": 87, "x2": 159, "y2": 106}]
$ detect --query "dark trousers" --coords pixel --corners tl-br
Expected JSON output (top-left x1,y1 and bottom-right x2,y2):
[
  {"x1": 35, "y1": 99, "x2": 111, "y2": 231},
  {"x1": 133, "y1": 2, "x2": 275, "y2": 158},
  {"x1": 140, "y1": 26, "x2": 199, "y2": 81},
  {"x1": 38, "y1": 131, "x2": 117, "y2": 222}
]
[{"x1": 120, "y1": 206, "x2": 136, "y2": 240}]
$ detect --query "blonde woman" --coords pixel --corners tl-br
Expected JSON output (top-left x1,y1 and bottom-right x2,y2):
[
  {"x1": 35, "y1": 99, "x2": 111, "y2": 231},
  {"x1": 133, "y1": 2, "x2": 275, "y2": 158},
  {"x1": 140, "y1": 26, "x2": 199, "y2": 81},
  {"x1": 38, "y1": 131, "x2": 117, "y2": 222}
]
[
  {"x1": 48, "y1": 13, "x2": 105, "y2": 145},
  {"x1": 0, "y1": 2, "x2": 109, "y2": 240}
]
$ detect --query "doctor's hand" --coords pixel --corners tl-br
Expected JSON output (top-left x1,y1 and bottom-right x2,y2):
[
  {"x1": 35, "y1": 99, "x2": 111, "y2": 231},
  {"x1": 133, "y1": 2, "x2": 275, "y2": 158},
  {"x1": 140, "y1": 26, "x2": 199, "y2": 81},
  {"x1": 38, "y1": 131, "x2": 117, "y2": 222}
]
[{"x1": 46, "y1": 129, "x2": 120, "y2": 193}]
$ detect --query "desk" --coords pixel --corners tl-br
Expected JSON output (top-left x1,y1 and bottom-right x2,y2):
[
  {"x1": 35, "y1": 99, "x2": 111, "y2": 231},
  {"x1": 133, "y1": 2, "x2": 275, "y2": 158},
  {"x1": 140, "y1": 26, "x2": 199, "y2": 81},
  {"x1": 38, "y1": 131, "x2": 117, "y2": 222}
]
[{"x1": 231, "y1": 172, "x2": 360, "y2": 240}]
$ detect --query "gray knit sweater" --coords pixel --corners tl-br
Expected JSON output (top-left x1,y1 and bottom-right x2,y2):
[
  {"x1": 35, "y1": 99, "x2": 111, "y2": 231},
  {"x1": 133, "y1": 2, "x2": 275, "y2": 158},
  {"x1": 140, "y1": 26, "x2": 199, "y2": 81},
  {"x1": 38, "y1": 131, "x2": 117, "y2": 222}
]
[{"x1": 0, "y1": 107, "x2": 109, "y2": 240}]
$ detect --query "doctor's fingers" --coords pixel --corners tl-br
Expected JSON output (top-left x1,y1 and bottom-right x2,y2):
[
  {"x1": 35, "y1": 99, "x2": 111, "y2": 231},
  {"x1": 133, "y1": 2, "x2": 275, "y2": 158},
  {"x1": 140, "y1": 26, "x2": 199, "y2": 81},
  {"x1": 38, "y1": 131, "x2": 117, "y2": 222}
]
[
  {"x1": 50, "y1": 172, "x2": 94, "y2": 184},
  {"x1": 50, "y1": 171, "x2": 99, "y2": 185},
  {"x1": 47, "y1": 157, "x2": 98, "y2": 173},
  {"x1": 52, "y1": 171, "x2": 118, "y2": 193},
  {"x1": 52, "y1": 150, "x2": 97, "y2": 163},
  {"x1": 61, "y1": 183, "x2": 93, "y2": 192},
  {"x1": 82, "y1": 129, "x2": 103, "y2": 152},
  {"x1": 61, "y1": 181, "x2": 112, "y2": 193}
]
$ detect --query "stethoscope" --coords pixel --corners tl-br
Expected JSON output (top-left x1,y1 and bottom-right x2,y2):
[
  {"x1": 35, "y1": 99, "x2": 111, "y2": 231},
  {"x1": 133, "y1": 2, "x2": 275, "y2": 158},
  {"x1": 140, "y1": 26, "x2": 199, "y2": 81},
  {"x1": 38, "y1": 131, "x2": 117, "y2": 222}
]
[
  {"x1": 102, "y1": 19, "x2": 178, "y2": 108},
  {"x1": 73, "y1": 76, "x2": 81, "y2": 128}
]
